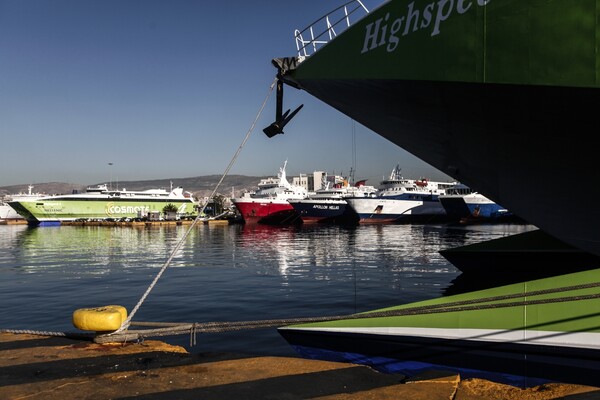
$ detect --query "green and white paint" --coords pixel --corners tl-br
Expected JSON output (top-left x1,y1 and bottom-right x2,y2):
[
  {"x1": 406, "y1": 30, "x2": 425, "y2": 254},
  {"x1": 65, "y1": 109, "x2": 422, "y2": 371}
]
[{"x1": 292, "y1": 0, "x2": 600, "y2": 87}]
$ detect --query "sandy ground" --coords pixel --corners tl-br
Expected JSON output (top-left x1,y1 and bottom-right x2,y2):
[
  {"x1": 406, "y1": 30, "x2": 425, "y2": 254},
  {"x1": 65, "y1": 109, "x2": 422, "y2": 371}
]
[{"x1": 1, "y1": 332, "x2": 598, "y2": 399}]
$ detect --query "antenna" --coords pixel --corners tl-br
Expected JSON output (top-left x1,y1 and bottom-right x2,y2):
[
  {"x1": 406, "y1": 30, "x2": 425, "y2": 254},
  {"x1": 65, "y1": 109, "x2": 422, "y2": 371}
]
[{"x1": 352, "y1": 119, "x2": 356, "y2": 182}]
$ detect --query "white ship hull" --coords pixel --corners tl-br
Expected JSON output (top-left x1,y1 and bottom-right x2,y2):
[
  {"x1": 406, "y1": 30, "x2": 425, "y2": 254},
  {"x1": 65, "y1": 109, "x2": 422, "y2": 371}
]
[
  {"x1": 0, "y1": 203, "x2": 22, "y2": 220},
  {"x1": 346, "y1": 196, "x2": 446, "y2": 224}
]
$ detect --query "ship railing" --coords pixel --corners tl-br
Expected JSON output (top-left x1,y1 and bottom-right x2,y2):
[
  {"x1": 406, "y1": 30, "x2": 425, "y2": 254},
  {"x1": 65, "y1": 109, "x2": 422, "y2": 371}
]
[{"x1": 295, "y1": 0, "x2": 369, "y2": 60}]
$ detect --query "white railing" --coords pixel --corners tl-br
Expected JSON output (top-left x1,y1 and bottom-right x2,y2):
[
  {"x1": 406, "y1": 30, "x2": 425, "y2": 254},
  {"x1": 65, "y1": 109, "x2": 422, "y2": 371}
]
[{"x1": 295, "y1": 0, "x2": 369, "y2": 60}]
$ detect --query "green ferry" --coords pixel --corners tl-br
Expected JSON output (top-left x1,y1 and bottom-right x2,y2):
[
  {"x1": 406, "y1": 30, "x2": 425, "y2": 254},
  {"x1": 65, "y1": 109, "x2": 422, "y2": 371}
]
[{"x1": 9, "y1": 184, "x2": 197, "y2": 225}]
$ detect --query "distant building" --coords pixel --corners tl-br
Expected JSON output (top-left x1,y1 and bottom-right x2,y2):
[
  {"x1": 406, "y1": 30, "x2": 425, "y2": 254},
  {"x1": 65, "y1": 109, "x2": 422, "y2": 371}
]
[
  {"x1": 231, "y1": 170, "x2": 352, "y2": 198},
  {"x1": 291, "y1": 171, "x2": 327, "y2": 192}
]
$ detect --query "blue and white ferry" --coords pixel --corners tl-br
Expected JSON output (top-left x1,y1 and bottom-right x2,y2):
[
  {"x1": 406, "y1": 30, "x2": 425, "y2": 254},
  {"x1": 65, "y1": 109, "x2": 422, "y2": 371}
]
[
  {"x1": 439, "y1": 184, "x2": 514, "y2": 223},
  {"x1": 345, "y1": 165, "x2": 456, "y2": 224}
]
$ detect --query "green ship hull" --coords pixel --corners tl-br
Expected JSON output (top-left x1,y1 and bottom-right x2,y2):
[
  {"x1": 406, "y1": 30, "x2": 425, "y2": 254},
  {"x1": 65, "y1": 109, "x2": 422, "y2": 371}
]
[
  {"x1": 274, "y1": 0, "x2": 600, "y2": 257},
  {"x1": 9, "y1": 186, "x2": 197, "y2": 223},
  {"x1": 272, "y1": 0, "x2": 600, "y2": 387},
  {"x1": 289, "y1": 0, "x2": 599, "y2": 87},
  {"x1": 279, "y1": 268, "x2": 600, "y2": 387}
]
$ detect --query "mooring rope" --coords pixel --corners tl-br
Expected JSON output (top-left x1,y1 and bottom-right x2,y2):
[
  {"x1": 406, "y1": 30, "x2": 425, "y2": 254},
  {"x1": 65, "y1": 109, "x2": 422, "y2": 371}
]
[
  {"x1": 0, "y1": 329, "x2": 95, "y2": 339},
  {"x1": 92, "y1": 286, "x2": 600, "y2": 343},
  {"x1": 113, "y1": 77, "x2": 278, "y2": 334},
  {"x1": 4, "y1": 279, "x2": 600, "y2": 342}
]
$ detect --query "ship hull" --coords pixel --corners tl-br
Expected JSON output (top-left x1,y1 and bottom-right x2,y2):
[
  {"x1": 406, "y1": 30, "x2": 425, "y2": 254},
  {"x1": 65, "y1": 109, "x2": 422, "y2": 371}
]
[
  {"x1": 438, "y1": 197, "x2": 471, "y2": 220},
  {"x1": 279, "y1": 268, "x2": 600, "y2": 388},
  {"x1": 271, "y1": 0, "x2": 600, "y2": 387},
  {"x1": 345, "y1": 196, "x2": 446, "y2": 224},
  {"x1": 280, "y1": 325, "x2": 600, "y2": 389},
  {"x1": 278, "y1": 0, "x2": 600, "y2": 256},
  {"x1": 287, "y1": 199, "x2": 356, "y2": 224},
  {"x1": 0, "y1": 204, "x2": 22, "y2": 220},
  {"x1": 232, "y1": 199, "x2": 300, "y2": 225},
  {"x1": 290, "y1": 79, "x2": 596, "y2": 242},
  {"x1": 9, "y1": 198, "x2": 196, "y2": 224},
  {"x1": 439, "y1": 195, "x2": 511, "y2": 221},
  {"x1": 439, "y1": 229, "x2": 600, "y2": 276}
]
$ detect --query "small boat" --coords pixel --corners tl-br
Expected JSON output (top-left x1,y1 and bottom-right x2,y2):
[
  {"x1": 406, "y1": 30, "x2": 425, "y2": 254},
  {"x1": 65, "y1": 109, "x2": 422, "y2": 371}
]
[
  {"x1": 9, "y1": 183, "x2": 197, "y2": 225},
  {"x1": 288, "y1": 177, "x2": 376, "y2": 224},
  {"x1": 344, "y1": 164, "x2": 456, "y2": 223},
  {"x1": 232, "y1": 160, "x2": 308, "y2": 225},
  {"x1": 438, "y1": 184, "x2": 515, "y2": 224},
  {"x1": 279, "y1": 267, "x2": 600, "y2": 388}
]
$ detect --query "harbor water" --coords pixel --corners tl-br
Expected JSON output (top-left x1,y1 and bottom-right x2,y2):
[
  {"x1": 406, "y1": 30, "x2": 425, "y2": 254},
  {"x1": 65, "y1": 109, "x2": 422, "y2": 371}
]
[{"x1": 0, "y1": 222, "x2": 535, "y2": 356}]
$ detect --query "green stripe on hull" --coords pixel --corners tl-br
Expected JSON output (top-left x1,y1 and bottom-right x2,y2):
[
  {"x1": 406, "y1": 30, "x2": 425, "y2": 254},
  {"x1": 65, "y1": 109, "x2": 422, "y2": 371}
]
[
  {"x1": 292, "y1": 0, "x2": 600, "y2": 87},
  {"x1": 288, "y1": 268, "x2": 600, "y2": 333},
  {"x1": 12, "y1": 199, "x2": 196, "y2": 222}
]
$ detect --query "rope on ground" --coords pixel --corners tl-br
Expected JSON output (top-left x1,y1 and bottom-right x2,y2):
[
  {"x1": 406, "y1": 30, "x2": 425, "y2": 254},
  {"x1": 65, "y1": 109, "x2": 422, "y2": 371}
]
[
  {"x1": 95, "y1": 280, "x2": 600, "y2": 343},
  {"x1": 5, "y1": 279, "x2": 600, "y2": 343},
  {"x1": 0, "y1": 328, "x2": 95, "y2": 340},
  {"x1": 113, "y1": 78, "x2": 278, "y2": 334}
]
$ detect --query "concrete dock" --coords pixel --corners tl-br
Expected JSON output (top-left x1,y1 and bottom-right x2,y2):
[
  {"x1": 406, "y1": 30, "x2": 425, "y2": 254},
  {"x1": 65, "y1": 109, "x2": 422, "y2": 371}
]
[{"x1": 1, "y1": 332, "x2": 598, "y2": 399}]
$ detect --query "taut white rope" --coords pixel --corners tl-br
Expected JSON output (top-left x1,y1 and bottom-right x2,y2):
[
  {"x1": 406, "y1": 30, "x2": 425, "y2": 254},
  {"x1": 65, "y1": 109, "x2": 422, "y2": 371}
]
[{"x1": 113, "y1": 78, "x2": 278, "y2": 334}]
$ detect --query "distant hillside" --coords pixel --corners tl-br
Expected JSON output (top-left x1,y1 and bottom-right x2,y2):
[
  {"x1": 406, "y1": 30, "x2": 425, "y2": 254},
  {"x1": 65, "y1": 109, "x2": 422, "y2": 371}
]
[
  {"x1": 109, "y1": 175, "x2": 265, "y2": 198},
  {"x1": 0, "y1": 175, "x2": 266, "y2": 199},
  {"x1": 0, "y1": 182, "x2": 84, "y2": 197}
]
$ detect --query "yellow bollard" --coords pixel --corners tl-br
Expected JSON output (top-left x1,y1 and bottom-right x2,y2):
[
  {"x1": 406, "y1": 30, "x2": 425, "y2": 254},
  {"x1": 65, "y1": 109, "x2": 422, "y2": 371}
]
[{"x1": 72, "y1": 305, "x2": 127, "y2": 332}]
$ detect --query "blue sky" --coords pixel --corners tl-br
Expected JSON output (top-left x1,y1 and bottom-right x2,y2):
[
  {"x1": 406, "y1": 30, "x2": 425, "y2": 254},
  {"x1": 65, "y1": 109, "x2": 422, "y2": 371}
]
[{"x1": 0, "y1": 0, "x2": 452, "y2": 187}]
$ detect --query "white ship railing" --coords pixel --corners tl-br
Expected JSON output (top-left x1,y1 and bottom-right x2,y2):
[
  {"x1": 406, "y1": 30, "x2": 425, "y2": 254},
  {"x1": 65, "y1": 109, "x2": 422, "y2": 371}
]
[{"x1": 295, "y1": 0, "x2": 369, "y2": 60}]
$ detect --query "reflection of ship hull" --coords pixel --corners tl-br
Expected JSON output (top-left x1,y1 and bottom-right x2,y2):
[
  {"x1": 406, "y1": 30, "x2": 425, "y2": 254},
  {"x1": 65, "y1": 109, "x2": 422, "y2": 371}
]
[
  {"x1": 287, "y1": 199, "x2": 356, "y2": 224},
  {"x1": 232, "y1": 199, "x2": 300, "y2": 225},
  {"x1": 279, "y1": 268, "x2": 600, "y2": 388},
  {"x1": 275, "y1": 1, "x2": 600, "y2": 257}
]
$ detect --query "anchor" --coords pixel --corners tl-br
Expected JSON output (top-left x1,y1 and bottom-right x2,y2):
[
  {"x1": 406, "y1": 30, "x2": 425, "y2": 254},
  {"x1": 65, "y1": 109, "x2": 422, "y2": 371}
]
[{"x1": 263, "y1": 77, "x2": 303, "y2": 138}]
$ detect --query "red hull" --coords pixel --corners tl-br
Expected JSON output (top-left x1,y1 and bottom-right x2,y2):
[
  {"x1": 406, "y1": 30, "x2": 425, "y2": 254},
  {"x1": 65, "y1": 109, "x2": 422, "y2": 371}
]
[{"x1": 233, "y1": 199, "x2": 299, "y2": 225}]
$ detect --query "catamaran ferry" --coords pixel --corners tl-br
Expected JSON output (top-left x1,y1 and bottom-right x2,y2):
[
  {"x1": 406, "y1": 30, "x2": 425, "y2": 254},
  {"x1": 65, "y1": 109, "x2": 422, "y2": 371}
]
[{"x1": 8, "y1": 184, "x2": 197, "y2": 225}]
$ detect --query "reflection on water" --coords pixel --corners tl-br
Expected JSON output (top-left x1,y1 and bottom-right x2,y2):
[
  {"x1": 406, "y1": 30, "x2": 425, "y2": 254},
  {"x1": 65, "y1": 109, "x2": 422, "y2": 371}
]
[
  {"x1": 0, "y1": 222, "x2": 535, "y2": 355},
  {"x1": 11, "y1": 225, "x2": 191, "y2": 274},
  {"x1": 236, "y1": 223, "x2": 532, "y2": 282}
]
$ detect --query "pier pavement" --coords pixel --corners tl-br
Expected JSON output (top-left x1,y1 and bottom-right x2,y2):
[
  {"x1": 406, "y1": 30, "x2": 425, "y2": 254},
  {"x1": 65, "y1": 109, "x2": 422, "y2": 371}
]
[{"x1": 1, "y1": 332, "x2": 598, "y2": 399}]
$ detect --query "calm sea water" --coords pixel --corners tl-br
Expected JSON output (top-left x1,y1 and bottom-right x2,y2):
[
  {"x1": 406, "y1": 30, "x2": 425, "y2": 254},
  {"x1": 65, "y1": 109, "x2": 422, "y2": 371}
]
[{"x1": 0, "y1": 222, "x2": 535, "y2": 356}]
